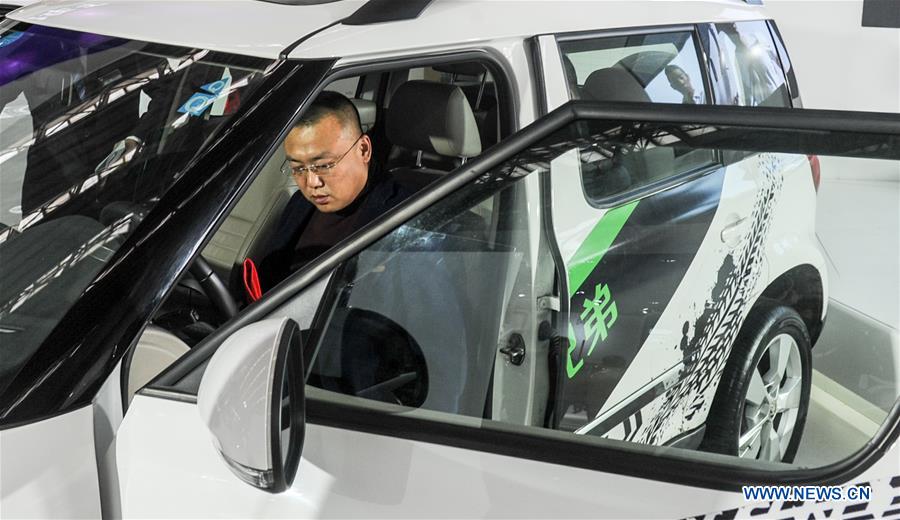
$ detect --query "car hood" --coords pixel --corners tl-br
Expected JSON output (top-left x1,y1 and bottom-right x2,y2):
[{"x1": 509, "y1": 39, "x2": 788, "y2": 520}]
[{"x1": 7, "y1": 0, "x2": 364, "y2": 59}]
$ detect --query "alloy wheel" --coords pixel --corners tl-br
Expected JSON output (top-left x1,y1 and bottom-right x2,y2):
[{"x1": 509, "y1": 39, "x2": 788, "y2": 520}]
[{"x1": 738, "y1": 333, "x2": 803, "y2": 461}]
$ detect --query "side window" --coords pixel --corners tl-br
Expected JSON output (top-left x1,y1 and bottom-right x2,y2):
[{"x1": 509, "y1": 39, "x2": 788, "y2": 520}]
[
  {"x1": 307, "y1": 179, "x2": 533, "y2": 417},
  {"x1": 558, "y1": 32, "x2": 716, "y2": 202},
  {"x1": 768, "y1": 21, "x2": 801, "y2": 106},
  {"x1": 324, "y1": 76, "x2": 360, "y2": 99},
  {"x1": 559, "y1": 31, "x2": 708, "y2": 104},
  {"x1": 706, "y1": 20, "x2": 791, "y2": 107}
]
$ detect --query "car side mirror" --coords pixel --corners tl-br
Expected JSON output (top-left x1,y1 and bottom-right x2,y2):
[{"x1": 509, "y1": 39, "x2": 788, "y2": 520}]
[{"x1": 197, "y1": 317, "x2": 304, "y2": 493}]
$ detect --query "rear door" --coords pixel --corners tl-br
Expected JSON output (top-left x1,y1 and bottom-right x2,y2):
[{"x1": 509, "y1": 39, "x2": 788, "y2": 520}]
[{"x1": 535, "y1": 28, "x2": 770, "y2": 443}]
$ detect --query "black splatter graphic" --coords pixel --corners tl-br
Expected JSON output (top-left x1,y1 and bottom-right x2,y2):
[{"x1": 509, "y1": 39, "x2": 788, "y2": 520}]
[{"x1": 638, "y1": 154, "x2": 784, "y2": 444}]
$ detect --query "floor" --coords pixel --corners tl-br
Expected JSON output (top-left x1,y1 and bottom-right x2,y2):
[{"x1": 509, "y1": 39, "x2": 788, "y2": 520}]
[{"x1": 794, "y1": 175, "x2": 899, "y2": 467}]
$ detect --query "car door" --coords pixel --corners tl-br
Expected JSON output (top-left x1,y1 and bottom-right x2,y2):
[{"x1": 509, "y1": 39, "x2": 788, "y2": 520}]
[
  {"x1": 534, "y1": 27, "x2": 779, "y2": 445},
  {"x1": 116, "y1": 100, "x2": 900, "y2": 519}
]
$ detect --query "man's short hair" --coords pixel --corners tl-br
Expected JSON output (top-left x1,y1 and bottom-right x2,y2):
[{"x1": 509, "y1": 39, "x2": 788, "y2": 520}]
[
  {"x1": 664, "y1": 64, "x2": 685, "y2": 79},
  {"x1": 295, "y1": 91, "x2": 362, "y2": 136}
]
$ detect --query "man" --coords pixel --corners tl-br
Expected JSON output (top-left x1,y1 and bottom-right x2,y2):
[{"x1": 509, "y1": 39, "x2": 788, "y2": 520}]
[
  {"x1": 664, "y1": 64, "x2": 704, "y2": 105},
  {"x1": 257, "y1": 91, "x2": 410, "y2": 292}
]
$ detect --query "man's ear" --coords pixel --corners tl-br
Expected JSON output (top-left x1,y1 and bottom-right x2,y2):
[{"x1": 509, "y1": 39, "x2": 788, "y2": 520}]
[{"x1": 359, "y1": 134, "x2": 373, "y2": 165}]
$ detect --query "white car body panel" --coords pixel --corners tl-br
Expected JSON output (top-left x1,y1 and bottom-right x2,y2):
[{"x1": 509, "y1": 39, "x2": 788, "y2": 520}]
[
  {"x1": 488, "y1": 172, "x2": 553, "y2": 426},
  {"x1": 116, "y1": 394, "x2": 726, "y2": 519},
  {"x1": 537, "y1": 33, "x2": 573, "y2": 113},
  {"x1": 9, "y1": 1, "x2": 767, "y2": 61},
  {"x1": 94, "y1": 363, "x2": 126, "y2": 519},
  {"x1": 290, "y1": 1, "x2": 766, "y2": 60},
  {"x1": 764, "y1": 155, "x2": 829, "y2": 319},
  {"x1": 118, "y1": 393, "x2": 900, "y2": 519},
  {"x1": 0, "y1": 405, "x2": 102, "y2": 518},
  {"x1": 8, "y1": 0, "x2": 365, "y2": 59}
]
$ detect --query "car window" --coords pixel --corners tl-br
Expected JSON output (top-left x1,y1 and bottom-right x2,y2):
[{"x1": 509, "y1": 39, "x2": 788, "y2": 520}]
[
  {"x1": 558, "y1": 31, "x2": 716, "y2": 202},
  {"x1": 307, "y1": 182, "x2": 532, "y2": 417},
  {"x1": 325, "y1": 76, "x2": 360, "y2": 98},
  {"x1": 299, "y1": 111, "x2": 900, "y2": 478},
  {"x1": 705, "y1": 20, "x2": 791, "y2": 107},
  {"x1": 768, "y1": 21, "x2": 800, "y2": 106},
  {"x1": 560, "y1": 31, "x2": 708, "y2": 104},
  {"x1": 0, "y1": 22, "x2": 272, "y2": 400}
]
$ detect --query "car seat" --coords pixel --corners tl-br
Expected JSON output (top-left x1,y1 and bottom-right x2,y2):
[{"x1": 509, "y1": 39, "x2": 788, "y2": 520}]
[
  {"x1": 580, "y1": 67, "x2": 675, "y2": 196},
  {"x1": 583, "y1": 67, "x2": 652, "y2": 102},
  {"x1": 432, "y1": 62, "x2": 501, "y2": 150},
  {"x1": 384, "y1": 80, "x2": 482, "y2": 191}
]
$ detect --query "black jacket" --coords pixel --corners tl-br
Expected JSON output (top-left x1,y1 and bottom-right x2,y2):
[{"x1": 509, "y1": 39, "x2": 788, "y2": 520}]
[{"x1": 258, "y1": 173, "x2": 412, "y2": 292}]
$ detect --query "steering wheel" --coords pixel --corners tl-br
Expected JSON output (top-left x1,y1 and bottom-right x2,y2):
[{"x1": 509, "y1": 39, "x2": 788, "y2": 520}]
[
  {"x1": 98, "y1": 201, "x2": 239, "y2": 322},
  {"x1": 188, "y1": 256, "x2": 239, "y2": 321}
]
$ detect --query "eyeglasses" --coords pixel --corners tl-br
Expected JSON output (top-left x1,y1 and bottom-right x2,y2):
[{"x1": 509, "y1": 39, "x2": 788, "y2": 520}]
[{"x1": 281, "y1": 134, "x2": 363, "y2": 178}]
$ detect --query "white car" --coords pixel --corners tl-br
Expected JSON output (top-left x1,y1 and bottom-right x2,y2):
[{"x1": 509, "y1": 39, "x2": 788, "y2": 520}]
[{"x1": 0, "y1": 0, "x2": 898, "y2": 518}]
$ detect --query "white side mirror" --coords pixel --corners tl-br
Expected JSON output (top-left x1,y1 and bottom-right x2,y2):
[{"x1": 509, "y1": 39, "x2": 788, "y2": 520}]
[{"x1": 197, "y1": 317, "x2": 304, "y2": 492}]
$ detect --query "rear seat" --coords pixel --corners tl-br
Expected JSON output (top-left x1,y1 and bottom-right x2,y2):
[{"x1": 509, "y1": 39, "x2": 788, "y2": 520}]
[{"x1": 583, "y1": 67, "x2": 651, "y2": 102}]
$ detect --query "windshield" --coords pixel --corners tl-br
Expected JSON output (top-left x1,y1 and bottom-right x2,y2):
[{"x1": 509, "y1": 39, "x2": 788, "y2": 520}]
[{"x1": 0, "y1": 22, "x2": 272, "y2": 392}]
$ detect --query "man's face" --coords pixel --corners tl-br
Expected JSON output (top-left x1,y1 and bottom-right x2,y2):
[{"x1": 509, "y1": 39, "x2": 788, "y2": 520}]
[
  {"x1": 666, "y1": 68, "x2": 693, "y2": 94},
  {"x1": 284, "y1": 114, "x2": 371, "y2": 213}
]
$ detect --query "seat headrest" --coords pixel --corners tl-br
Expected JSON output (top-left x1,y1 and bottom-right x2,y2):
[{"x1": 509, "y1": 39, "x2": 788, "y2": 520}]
[
  {"x1": 350, "y1": 98, "x2": 376, "y2": 133},
  {"x1": 386, "y1": 81, "x2": 481, "y2": 158},
  {"x1": 583, "y1": 67, "x2": 652, "y2": 103}
]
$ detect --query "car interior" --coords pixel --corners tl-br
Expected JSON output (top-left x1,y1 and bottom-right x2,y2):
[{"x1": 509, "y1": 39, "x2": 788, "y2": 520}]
[
  {"x1": 125, "y1": 57, "x2": 511, "y2": 403},
  {"x1": 126, "y1": 49, "x2": 713, "y2": 410}
]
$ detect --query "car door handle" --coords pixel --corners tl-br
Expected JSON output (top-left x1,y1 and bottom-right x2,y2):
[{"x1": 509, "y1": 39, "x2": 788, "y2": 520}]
[{"x1": 721, "y1": 217, "x2": 749, "y2": 247}]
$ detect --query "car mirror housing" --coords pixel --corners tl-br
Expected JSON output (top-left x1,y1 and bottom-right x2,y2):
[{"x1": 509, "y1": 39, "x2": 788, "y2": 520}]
[{"x1": 197, "y1": 317, "x2": 305, "y2": 493}]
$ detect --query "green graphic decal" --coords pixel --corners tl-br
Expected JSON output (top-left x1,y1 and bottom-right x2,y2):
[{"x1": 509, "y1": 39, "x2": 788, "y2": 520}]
[
  {"x1": 579, "y1": 282, "x2": 618, "y2": 357},
  {"x1": 565, "y1": 201, "x2": 637, "y2": 378},
  {"x1": 567, "y1": 201, "x2": 639, "y2": 298},
  {"x1": 567, "y1": 282, "x2": 619, "y2": 378}
]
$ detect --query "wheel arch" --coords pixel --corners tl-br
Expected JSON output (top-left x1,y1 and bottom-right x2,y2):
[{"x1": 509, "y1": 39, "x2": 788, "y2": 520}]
[{"x1": 757, "y1": 264, "x2": 825, "y2": 345}]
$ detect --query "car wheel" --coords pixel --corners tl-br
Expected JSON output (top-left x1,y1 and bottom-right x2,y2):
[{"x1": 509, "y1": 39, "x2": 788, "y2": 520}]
[{"x1": 701, "y1": 304, "x2": 812, "y2": 463}]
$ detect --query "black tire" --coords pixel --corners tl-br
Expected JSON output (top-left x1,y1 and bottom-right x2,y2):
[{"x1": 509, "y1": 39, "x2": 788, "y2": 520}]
[{"x1": 701, "y1": 304, "x2": 812, "y2": 463}]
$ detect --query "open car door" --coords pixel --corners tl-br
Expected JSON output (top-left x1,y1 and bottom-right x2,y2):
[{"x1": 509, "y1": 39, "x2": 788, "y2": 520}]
[{"x1": 117, "y1": 101, "x2": 900, "y2": 519}]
